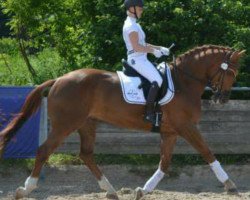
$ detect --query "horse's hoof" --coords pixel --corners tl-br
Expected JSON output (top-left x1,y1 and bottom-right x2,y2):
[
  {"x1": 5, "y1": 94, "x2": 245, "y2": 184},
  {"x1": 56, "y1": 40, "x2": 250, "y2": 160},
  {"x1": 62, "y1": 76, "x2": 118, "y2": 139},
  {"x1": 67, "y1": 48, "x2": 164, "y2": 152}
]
[
  {"x1": 224, "y1": 179, "x2": 240, "y2": 196},
  {"x1": 106, "y1": 192, "x2": 119, "y2": 200},
  {"x1": 15, "y1": 187, "x2": 27, "y2": 199},
  {"x1": 134, "y1": 187, "x2": 146, "y2": 200},
  {"x1": 227, "y1": 188, "x2": 240, "y2": 195}
]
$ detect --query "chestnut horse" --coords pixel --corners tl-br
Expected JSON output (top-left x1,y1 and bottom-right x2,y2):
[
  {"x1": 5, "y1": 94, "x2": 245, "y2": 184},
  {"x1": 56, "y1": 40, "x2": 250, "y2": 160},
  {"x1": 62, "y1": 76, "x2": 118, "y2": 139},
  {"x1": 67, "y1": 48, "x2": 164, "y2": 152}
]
[{"x1": 0, "y1": 45, "x2": 245, "y2": 200}]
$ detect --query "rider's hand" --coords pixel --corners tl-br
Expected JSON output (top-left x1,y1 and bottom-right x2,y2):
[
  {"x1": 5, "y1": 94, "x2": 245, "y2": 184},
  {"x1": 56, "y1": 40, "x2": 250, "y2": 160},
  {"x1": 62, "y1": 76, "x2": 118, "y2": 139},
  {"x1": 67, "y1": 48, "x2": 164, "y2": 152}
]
[
  {"x1": 160, "y1": 47, "x2": 170, "y2": 56},
  {"x1": 152, "y1": 49, "x2": 163, "y2": 58}
]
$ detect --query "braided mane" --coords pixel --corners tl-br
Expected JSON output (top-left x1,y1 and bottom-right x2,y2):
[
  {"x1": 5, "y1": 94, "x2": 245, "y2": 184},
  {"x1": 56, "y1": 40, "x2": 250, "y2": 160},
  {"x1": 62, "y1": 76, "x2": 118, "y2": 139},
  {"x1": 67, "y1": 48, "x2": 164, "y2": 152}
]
[{"x1": 176, "y1": 45, "x2": 233, "y2": 63}]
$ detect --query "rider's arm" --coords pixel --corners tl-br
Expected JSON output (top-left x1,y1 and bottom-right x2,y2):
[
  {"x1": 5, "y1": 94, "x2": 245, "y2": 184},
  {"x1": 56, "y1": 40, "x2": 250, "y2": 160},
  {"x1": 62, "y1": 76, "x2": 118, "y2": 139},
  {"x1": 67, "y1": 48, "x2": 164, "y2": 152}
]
[
  {"x1": 146, "y1": 43, "x2": 161, "y2": 50},
  {"x1": 129, "y1": 31, "x2": 155, "y2": 53}
]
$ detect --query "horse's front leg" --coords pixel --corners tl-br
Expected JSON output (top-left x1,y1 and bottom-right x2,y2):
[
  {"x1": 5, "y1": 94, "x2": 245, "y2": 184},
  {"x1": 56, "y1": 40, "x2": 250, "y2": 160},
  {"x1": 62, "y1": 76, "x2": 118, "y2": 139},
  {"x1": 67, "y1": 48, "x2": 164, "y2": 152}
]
[
  {"x1": 179, "y1": 123, "x2": 239, "y2": 195},
  {"x1": 134, "y1": 133, "x2": 177, "y2": 200}
]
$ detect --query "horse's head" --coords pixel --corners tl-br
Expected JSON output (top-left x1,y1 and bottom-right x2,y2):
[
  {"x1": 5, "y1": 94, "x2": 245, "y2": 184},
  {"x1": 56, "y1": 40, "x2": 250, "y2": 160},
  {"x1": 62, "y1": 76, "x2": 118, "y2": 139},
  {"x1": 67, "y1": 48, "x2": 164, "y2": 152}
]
[{"x1": 207, "y1": 50, "x2": 246, "y2": 104}]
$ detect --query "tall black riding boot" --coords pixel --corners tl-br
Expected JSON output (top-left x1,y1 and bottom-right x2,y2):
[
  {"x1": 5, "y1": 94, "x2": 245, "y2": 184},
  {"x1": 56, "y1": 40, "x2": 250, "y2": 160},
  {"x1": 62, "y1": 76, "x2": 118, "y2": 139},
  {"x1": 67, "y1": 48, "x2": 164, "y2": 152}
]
[{"x1": 144, "y1": 81, "x2": 160, "y2": 123}]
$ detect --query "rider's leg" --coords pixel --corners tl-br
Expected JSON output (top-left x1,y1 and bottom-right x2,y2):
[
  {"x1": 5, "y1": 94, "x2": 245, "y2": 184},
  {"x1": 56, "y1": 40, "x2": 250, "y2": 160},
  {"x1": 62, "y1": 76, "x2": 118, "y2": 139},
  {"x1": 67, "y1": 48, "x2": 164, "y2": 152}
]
[
  {"x1": 128, "y1": 57, "x2": 162, "y2": 123},
  {"x1": 128, "y1": 57, "x2": 163, "y2": 86},
  {"x1": 144, "y1": 81, "x2": 160, "y2": 122}
]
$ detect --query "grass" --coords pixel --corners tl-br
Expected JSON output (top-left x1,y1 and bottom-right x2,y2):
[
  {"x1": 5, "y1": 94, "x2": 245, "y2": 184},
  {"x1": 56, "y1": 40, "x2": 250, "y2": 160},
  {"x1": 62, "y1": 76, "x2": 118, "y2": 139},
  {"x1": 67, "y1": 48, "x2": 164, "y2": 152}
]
[
  {"x1": 95, "y1": 154, "x2": 250, "y2": 166},
  {"x1": 0, "y1": 53, "x2": 33, "y2": 85},
  {"x1": 1, "y1": 154, "x2": 249, "y2": 171},
  {"x1": 0, "y1": 48, "x2": 66, "y2": 86}
]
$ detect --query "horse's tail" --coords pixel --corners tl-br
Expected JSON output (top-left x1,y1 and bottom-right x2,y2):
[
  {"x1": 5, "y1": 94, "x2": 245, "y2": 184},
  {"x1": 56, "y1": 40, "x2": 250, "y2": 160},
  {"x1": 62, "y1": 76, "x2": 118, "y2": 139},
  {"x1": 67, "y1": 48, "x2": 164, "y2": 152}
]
[{"x1": 0, "y1": 79, "x2": 56, "y2": 158}]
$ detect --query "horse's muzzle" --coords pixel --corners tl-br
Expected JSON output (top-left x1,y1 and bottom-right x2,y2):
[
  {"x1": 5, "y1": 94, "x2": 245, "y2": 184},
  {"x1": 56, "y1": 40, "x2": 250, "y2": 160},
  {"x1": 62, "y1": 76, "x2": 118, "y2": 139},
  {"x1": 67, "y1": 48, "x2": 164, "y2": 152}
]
[{"x1": 211, "y1": 90, "x2": 231, "y2": 104}]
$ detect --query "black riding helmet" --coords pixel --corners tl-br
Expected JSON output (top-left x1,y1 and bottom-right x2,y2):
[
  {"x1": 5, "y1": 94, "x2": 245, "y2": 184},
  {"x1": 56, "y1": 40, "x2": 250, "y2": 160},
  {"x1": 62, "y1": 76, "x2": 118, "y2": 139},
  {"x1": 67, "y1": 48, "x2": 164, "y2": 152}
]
[
  {"x1": 124, "y1": 0, "x2": 144, "y2": 19},
  {"x1": 124, "y1": 0, "x2": 144, "y2": 10}
]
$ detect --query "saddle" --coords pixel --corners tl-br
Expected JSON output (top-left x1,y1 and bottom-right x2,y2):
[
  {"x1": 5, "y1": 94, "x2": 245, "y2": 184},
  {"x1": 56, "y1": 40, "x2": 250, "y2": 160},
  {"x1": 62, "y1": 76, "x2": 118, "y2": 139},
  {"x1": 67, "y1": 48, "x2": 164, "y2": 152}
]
[{"x1": 121, "y1": 59, "x2": 169, "y2": 101}]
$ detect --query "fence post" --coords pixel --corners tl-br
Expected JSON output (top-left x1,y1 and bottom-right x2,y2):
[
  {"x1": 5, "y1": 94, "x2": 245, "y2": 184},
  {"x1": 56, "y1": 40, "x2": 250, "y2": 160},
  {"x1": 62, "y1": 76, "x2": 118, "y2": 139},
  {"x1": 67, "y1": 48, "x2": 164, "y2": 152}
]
[{"x1": 39, "y1": 97, "x2": 48, "y2": 146}]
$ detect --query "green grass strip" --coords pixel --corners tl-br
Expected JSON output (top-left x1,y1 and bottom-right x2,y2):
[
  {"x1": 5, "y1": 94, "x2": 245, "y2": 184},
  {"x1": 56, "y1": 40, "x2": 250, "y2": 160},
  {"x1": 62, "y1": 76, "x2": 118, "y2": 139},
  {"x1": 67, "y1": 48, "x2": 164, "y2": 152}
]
[{"x1": 1, "y1": 154, "x2": 249, "y2": 170}]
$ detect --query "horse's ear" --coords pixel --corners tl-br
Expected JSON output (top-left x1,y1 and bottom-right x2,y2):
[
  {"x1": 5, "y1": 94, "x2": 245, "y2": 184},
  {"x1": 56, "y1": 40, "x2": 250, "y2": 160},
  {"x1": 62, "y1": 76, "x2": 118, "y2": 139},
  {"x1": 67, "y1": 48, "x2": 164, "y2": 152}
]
[
  {"x1": 230, "y1": 50, "x2": 246, "y2": 62},
  {"x1": 237, "y1": 50, "x2": 246, "y2": 58}
]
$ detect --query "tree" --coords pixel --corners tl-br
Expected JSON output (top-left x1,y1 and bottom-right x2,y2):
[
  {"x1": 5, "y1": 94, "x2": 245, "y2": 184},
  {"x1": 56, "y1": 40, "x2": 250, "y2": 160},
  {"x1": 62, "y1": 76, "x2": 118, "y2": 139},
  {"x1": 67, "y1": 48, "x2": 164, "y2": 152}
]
[{"x1": 1, "y1": 0, "x2": 249, "y2": 85}]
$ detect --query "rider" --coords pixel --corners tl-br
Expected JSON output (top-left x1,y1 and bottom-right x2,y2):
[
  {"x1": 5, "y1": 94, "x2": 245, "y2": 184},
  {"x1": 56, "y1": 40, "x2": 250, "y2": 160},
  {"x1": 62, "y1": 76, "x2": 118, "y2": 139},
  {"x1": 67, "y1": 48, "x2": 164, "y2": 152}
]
[{"x1": 123, "y1": 0, "x2": 170, "y2": 123}]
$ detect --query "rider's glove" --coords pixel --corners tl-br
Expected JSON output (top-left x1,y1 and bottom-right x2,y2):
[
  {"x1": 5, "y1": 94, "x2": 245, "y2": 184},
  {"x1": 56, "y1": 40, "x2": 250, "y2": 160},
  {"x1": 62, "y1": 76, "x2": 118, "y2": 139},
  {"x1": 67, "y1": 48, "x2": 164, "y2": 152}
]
[
  {"x1": 152, "y1": 49, "x2": 163, "y2": 58},
  {"x1": 160, "y1": 47, "x2": 170, "y2": 56}
]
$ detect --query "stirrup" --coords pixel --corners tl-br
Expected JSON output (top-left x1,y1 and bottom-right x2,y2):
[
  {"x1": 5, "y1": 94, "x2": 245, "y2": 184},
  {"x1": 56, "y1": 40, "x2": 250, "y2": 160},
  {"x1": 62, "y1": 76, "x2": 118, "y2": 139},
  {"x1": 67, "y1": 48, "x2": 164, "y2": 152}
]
[
  {"x1": 144, "y1": 113, "x2": 156, "y2": 124},
  {"x1": 154, "y1": 112, "x2": 162, "y2": 127}
]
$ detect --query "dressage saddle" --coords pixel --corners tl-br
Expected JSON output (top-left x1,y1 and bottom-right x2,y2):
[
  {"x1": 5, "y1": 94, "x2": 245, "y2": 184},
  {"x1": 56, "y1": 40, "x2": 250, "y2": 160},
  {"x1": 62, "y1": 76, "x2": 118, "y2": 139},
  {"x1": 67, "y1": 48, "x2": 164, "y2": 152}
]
[{"x1": 121, "y1": 59, "x2": 168, "y2": 101}]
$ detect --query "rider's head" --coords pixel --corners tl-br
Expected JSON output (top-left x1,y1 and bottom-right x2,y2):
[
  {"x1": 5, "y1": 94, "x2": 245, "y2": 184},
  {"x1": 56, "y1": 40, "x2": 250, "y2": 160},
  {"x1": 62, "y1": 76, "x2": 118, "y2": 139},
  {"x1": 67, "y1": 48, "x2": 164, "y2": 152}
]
[{"x1": 124, "y1": 0, "x2": 144, "y2": 19}]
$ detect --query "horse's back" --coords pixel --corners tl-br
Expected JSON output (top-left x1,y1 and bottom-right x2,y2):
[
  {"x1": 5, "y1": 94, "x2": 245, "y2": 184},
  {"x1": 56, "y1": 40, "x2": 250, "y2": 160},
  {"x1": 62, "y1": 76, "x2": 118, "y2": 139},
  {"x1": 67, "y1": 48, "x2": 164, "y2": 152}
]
[
  {"x1": 47, "y1": 68, "x2": 120, "y2": 117},
  {"x1": 50, "y1": 68, "x2": 117, "y2": 94}
]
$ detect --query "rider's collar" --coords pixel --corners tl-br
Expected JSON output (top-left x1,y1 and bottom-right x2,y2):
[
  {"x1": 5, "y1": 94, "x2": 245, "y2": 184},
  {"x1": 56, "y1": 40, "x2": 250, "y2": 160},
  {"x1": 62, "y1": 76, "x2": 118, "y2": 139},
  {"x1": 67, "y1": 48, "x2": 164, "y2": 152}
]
[{"x1": 127, "y1": 15, "x2": 137, "y2": 23}]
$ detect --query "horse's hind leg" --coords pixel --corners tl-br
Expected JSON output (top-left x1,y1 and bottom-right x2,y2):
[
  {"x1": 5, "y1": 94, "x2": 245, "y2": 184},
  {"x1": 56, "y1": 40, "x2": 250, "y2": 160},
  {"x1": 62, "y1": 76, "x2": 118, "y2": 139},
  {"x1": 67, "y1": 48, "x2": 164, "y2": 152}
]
[
  {"x1": 78, "y1": 119, "x2": 118, "y2": 200},
  {"x1": 15, "y1": 126, "x2": 70, "y2": 199}
]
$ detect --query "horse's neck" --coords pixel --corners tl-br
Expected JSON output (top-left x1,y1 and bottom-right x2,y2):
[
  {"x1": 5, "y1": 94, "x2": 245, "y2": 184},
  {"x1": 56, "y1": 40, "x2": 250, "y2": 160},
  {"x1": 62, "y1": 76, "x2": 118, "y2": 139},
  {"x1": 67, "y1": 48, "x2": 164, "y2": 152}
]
[
  {"x1": 175, "y1": 53, "x2": 220, "y2": 98},
  {"x1": 172, "y1": 46, "x2": 232, "y2": 100}
]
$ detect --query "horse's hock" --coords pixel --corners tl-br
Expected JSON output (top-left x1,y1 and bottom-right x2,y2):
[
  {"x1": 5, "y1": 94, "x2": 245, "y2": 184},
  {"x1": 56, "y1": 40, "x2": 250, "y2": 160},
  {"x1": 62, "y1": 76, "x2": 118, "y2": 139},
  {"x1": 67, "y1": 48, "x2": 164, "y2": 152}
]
[{"x1": 54, "y1": 100, "x2": 250, "y2": 155}]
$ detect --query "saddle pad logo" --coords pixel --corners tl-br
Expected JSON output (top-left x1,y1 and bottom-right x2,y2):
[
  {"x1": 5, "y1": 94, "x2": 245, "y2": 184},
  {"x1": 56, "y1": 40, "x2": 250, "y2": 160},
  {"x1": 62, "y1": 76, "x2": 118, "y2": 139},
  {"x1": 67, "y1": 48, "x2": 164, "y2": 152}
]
[{"x1": 127, "y1": 89, "x2": 141, "y2": 100}]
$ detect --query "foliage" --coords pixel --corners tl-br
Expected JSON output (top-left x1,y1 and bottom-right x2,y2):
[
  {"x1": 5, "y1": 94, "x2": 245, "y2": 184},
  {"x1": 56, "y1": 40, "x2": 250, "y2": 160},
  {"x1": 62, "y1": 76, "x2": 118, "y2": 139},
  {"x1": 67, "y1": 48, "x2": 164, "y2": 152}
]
[
  {"x1": 0, "y1": 37, "x2": 18, "y2": 55},
  {"x1": 0, "y1": 6, "x2": 10, "y2": 37},
  {"x1": 0, "y1": 0, "x2": 249, "y2": 86},
  {"x1": 0, "y1": 54, "x2": 32, "y2": 85},
  {"x1": 31, "y1": 48, "x2": 68, "y2": 83},
  {"x1": 0, "y1": 45, "x2": 66, "y2": 85}
]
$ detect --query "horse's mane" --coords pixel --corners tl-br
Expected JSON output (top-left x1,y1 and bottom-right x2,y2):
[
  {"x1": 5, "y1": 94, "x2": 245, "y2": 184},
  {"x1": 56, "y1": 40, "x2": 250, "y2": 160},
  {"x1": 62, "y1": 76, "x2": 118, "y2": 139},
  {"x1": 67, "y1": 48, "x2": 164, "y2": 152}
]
[{"x1": 176, "y1": 45, "x2": 233, "y2": 64}]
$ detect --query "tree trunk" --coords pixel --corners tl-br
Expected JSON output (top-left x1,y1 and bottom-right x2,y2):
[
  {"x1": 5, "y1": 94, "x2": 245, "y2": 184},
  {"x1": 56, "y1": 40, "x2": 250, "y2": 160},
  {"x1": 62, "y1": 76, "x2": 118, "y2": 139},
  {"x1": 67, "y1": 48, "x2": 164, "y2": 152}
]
[{"x1": 18, "y1": 37, "x2": 37, "y2": 79}]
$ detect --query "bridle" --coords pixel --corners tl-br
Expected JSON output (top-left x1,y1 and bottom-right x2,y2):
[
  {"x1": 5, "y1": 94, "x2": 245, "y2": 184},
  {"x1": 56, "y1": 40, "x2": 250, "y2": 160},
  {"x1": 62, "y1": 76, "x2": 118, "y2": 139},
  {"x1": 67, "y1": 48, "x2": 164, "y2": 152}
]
[
  {"x1": 173, "y1": 51, "x2": 239, "y2": 94},
  {"x1": 207, "y1": 51, "x2": 238, "y2": 94}
]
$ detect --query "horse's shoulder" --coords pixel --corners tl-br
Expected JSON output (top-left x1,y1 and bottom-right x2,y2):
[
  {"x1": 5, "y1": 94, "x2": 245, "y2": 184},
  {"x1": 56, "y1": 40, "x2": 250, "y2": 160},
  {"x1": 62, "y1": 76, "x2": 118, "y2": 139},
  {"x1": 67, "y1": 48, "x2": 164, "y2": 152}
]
[{"x1": 165, "y1": 94, "x2": 202, "y2": 123}]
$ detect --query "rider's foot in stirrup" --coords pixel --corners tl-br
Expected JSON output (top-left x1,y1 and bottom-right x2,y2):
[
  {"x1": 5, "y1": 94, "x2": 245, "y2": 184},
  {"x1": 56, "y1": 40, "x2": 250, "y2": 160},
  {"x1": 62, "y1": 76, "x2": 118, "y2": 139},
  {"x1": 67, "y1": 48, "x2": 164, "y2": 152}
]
[{"x1": 144, "y1": 113, "x2": 156, "y2": 124}]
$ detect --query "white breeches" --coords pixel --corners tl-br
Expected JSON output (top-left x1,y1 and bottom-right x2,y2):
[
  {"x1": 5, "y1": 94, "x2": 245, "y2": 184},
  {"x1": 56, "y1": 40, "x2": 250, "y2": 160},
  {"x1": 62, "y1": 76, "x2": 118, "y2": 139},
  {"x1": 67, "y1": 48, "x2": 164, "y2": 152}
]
[{"x1": 127, "y1": 56, "x2": 163, "y2": 87}]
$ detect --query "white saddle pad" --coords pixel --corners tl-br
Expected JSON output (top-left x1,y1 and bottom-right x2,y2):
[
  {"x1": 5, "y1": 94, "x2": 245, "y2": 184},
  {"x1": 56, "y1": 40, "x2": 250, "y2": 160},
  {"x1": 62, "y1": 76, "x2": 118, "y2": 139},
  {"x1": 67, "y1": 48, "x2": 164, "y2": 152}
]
[{"x1": 117, "y1": 63, "x2": 175, "y2": 105}]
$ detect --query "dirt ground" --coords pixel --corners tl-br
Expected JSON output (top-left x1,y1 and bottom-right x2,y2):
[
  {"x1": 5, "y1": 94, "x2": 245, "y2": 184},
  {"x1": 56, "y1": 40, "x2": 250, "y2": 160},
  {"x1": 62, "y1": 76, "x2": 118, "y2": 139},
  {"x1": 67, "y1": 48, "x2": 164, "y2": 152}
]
[{"x1": 0, "y1": 164, "x2": 249, "y2": 200}]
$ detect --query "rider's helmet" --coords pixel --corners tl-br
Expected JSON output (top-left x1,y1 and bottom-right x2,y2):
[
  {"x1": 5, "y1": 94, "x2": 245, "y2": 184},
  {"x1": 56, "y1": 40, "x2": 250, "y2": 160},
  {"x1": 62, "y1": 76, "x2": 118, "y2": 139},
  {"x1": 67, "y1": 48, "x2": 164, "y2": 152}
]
[{"x1": 124, "y1": 0, "x2": 144, "y2": 10}]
